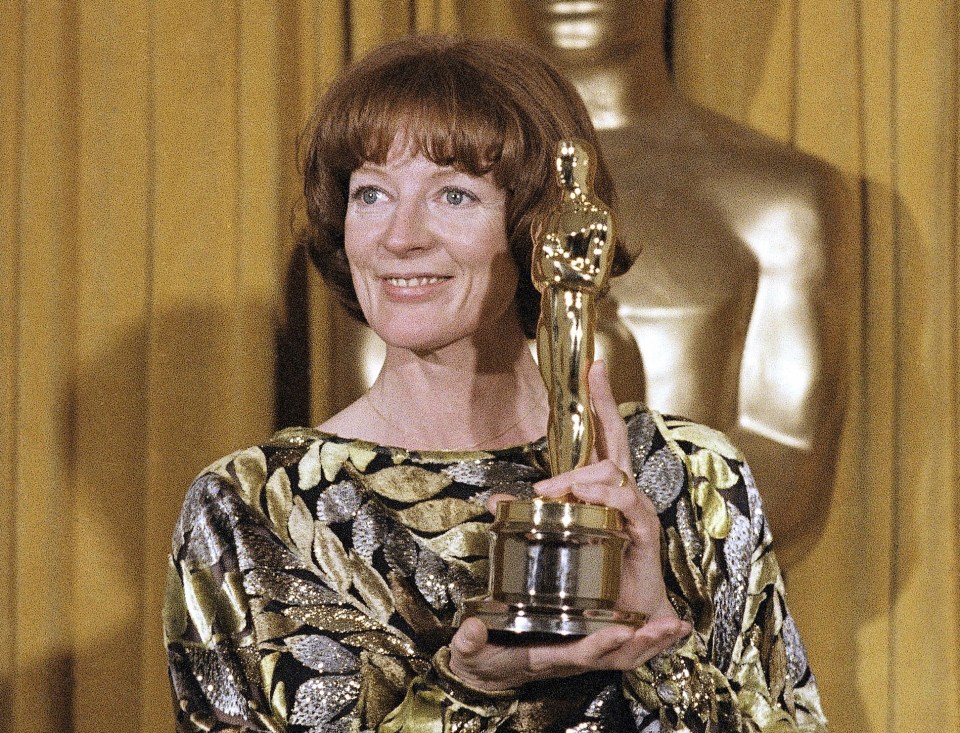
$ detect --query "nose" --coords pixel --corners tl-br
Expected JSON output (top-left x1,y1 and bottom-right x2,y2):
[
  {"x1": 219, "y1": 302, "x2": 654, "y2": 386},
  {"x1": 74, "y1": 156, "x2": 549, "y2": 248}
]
[{"x1": 382, "y1": 198, "x2": 431, "y2": 255}]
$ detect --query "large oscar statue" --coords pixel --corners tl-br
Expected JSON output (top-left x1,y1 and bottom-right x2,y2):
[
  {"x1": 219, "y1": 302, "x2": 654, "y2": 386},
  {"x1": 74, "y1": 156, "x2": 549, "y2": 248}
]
[
  {"x1": 507, "y1": 0, "x2": 851, "y2": 563},
  {"x1": 458, "y1": 141, "x2": 645, "y2": 639}
]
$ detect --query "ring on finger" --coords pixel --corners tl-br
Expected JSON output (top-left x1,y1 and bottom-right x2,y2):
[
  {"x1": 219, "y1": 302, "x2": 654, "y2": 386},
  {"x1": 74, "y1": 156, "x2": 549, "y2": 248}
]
[{"x1": 615, "y1": 468, "x2": 629, "y2": 488}]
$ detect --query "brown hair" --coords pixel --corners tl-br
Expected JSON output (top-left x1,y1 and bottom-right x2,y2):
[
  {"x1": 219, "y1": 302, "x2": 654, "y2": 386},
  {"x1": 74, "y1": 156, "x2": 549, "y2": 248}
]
[{"x1": 300, "y1": 35, "x2": 628, "y2": 338}]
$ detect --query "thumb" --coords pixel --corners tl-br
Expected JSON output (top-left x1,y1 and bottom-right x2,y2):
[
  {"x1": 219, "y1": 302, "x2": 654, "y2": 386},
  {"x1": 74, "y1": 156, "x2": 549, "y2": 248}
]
[{"x1": 452, "y1": 617, "x2": 488, "y2": 657}]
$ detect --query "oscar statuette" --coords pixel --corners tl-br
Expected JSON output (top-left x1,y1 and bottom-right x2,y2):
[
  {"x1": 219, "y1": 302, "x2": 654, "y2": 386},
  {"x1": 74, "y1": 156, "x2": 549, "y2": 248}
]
[{"x1": 458, "y1": 140, "x2": 646, "y2": 638}]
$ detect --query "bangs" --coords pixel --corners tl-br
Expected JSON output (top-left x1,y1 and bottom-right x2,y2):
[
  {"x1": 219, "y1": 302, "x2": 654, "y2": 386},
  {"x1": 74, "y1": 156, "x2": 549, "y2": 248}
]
[
  {"x1": 301, "y1": 36, "x2": 624, "y2": 339},
  {"x1": 319, "y1": 50, "x2": 525, "y2": 184}
]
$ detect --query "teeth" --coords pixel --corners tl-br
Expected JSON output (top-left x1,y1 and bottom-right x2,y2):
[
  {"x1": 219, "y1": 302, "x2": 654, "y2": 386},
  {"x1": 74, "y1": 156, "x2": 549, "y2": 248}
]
[{"x1": 387, "y1": 276, "x2": 445, "y2": 287}]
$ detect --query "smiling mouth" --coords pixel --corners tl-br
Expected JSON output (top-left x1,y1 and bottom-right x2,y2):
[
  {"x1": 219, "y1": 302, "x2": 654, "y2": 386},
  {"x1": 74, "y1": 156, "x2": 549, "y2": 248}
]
[{"x1": 385, "y1": 276, "x2": 451, "y2": 287}]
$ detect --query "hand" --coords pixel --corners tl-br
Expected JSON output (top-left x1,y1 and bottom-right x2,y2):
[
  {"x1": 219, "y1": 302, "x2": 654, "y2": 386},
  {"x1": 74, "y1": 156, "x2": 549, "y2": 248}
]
[
  {"x1": 449, "y1": 360, "x2": 689, "y2": 691},
  {"x1": 450, "y1": 614, "x2": 689, "y2": 691}
]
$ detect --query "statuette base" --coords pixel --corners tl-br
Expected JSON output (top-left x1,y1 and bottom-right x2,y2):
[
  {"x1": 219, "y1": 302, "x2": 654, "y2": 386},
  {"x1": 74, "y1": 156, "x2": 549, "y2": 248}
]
[{"x1": 458, "y1": 597, "x2": 646, "y2": 640}]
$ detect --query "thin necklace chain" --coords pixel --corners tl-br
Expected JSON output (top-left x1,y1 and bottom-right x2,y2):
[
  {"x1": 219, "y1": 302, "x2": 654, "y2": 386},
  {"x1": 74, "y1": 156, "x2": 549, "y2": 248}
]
[{"x1": 363, "y1": 391, "x2": 542, "y2": 451}]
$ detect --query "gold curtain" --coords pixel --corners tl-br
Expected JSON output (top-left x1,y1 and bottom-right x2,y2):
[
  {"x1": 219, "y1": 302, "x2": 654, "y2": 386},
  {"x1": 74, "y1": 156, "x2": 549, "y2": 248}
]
[
  {"x1": 0, "y1": 2, "x2": 453, "y2": 732},
  {"x1": 673, "y1": 2, "x2": 960, "y2": 731},
  {"x1": 2, "y1": 2, "x2": 957, "y2": 733}
]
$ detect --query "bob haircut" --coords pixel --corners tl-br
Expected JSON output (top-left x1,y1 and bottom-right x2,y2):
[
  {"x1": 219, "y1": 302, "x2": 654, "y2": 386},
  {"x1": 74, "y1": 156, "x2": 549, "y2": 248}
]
[{"x1": 300, "y1": 35, "x2": 628, "y2": 338}]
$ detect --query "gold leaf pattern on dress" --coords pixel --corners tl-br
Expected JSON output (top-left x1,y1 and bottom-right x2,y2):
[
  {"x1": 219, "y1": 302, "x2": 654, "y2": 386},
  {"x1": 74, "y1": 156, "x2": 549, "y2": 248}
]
[
  {"x1": 313, "y1": 522, "x2": 352, "y2": 594},
  {"x1": 245, "y1": 568, "x2": 341, "y2": 606},
  {"x1": 368, "y1": 651, "x2": 410, "y2": 690},
  {"x1": 365, "y1": 465, "x2": 452, "y2": 502},
  {"x1": 342, "y1": 631, "x2": 418, "y2": 658},
  {"x1": 285, "y1": 605, "x2": 386, "y2": 634},
  {"x1": 687, "y1": 451, "x2": 733, "y2": 539},
  {"x1": 253, "y1": 610, "x2": 302, "y2": 642},
  {"x1": 422, "y1": 521, "x2": 489, "y2": 559},
  {"x1": 233, "y1": 447, "x2": 268, "y2": 509},
  {"x1": 729, "y1": 644, "x2": 796, "y2": 731},
  {"x1": 360, "y1": 655, "x2": 401, "y2": 729},
  {"x1": 218, "y1": 571, "x2": 249, "y2": 635},
  {"x1": 288, "y1": 495, "x2": 315, "y2": 562},
  {"x1": 271, "y1": 679, "x2": 288, "y2": 722},
  {"x1": 349, "y1": 552, "x2": 396, "y2": 624},
  {"x1": 181, "y1": 562, "x2": 219, "y2": 645},
  {"x1": 202, "y1": 450, "x2": 241, "y2": 481},
  {"x1": 794, "y1": 681, "x2": 827, "y2": 723},
  {"x1": 690, "y1": 480, "x2": 732, "y2": 539},
  {"x1": 165, "y1": 403, "x2": 827, "y2": 733},
  {"x1": 272, "y1": 426, "x2": 318, "y2": 447},
  {"x1": 688, "y1": 450, "x2": 739, "y2": 490},
  {"x1": 388, "y1": 571, "x2": 449, "y2": 641},
  {"x1": 415, "y1": 449, "x2": 495, "y2": 463},
  {"x1": 667, "y1": 421, "x2": 743, "y2": 461},
  {"x1": 743, "y1": 551, "x2": 785, "y2": 634},
  {"x1": 348, "y1": 443, "x2": 378, "y2": 472},
  {"x1": 321, "y1": 441, "x2": 351, "y2": 481},
  {"x1": 769, "y1": 636, "x2": 788, "y2": 704},
  {"x1": 266, "y1": 468, "x2": 294, "y2": 545},
  {"x1": 298, "y1": 441, "x2": 323, "y2": 490},
  {"x1": 395, "y1": 497, "x2": 487, "y2": 533},
  {"x1": 164, "y1": 556, "x2": 188, "y2": 642},
  {"x1": 377, "y1": 681, "x2": 451, "y2": 733},
  {"x1": 260, "y1": 651, "x2": 280, "y2": 696},
  {"x1": 451, "y1": 557, "x2": 489, "y2": 583}
]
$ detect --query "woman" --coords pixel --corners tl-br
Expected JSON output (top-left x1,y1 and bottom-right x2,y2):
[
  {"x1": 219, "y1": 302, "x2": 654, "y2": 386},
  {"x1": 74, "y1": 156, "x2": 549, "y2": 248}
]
[{"x1": 164, "y1": 36, "x2": 827, "y2": 732}]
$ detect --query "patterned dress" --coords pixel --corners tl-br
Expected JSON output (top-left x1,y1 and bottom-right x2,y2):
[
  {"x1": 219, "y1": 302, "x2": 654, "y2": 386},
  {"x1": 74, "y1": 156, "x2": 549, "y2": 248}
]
[{"x1": 164, "y1": 404, "x2": 828, "y2": 732}]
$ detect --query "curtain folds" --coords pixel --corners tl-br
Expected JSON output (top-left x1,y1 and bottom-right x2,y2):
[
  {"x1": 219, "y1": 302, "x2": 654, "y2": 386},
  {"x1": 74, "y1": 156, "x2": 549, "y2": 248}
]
[
  {"x1": 1, "y1": 2, "x2": 956, "y2": 732},
  {"x1": 676, "y1": 3, "x2": 959, "y2": 731}
]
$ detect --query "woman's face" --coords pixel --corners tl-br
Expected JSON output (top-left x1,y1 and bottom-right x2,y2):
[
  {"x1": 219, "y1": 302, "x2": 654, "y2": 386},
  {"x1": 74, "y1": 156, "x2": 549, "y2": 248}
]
[{"x1": 344, "y1": 146, "x2": 521, "y2": 354}]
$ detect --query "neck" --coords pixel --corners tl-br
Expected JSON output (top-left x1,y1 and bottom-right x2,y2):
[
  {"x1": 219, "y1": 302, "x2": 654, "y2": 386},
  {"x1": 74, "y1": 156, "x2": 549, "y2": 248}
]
[
  {"x1": 370, "y1": 324, "x2": 549, "y2": 450},
  {"x1": 565, "y1": 58, "x2": 672, "y2": 129}
]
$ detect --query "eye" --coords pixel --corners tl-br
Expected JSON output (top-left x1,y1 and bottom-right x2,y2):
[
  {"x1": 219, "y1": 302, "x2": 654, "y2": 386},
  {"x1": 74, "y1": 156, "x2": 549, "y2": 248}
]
[
  {"x1": 351, "y1": 186, "x2": 385, "y2": 205},
  {"x1": 441, "y1": 187, "x2": 476, "y2": 206}
]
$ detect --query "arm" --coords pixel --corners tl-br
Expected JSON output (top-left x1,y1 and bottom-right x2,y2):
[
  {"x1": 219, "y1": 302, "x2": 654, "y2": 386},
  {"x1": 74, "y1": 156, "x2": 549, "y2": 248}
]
[
  {"x1": 441, "y1": 368, "x2": 827, "y2": 732},
  {"x1": 165, "y1": 465, "x2": 291, "y2": 732},
  {"x1": 621, "y1": 416, "x2": 828, "y2": 731},
  {"x1": 165, "y1": 437, "x2": 522, "y2": 733}
]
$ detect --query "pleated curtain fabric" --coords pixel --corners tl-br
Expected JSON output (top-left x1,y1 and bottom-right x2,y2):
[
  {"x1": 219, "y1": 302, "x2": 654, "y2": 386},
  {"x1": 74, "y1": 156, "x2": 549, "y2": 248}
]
[
  {"x1": 674, "y1": 3, "x2": 960, "y2": 731},
  {"x1": 1, "y1": 2, "x2": 957, "y2": 732}
]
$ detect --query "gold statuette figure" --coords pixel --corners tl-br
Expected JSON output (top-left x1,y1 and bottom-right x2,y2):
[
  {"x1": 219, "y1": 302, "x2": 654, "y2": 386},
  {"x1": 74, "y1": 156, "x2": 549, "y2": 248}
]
[
  {"x1": 533, "y1": 140, "x2": 615, "y2": 475},
  {"x1": 458, "y1": 141, "x2": 643, "y2": 638}
]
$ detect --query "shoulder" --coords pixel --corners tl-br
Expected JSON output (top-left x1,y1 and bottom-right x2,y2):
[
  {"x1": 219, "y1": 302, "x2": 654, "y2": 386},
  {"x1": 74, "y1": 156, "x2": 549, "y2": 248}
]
[
  {"x1": 603, "y1": 103, "x2": 845, "y2": 204},
  {"x1": 621, "y1": 404, "x2": 764, "y2": 543},
  {"x1": 173, "y1": 428, "x2": 378, "y2": 542}
]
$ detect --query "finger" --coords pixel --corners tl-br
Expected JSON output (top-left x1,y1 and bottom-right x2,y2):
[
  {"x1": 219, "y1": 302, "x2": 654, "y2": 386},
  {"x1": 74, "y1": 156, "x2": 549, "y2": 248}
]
[
  {"x1": 589, "y1": 360, "x2": 630, "y2": 470},
  {"x1": 451, "y1": 617, "x2": 488, "y2": 658},
  {"x1": 534, "y1": 458, "x2": 631, "y2": 497},
  {"x1": 595, "y1": 619, "x2": 690, "y2": 670},
  {"x1": 629, "y1": 618, "x2": 692, "y2": 662},
  {"x1": 530, "y1": 620, "x2": 678, "y2": 677},
  {"x1": 563, "y1": 481, "x2": 638, "y2": 511},
  {"x1": 584, "y1": 624, "x2": 635, "y2": 655}
]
